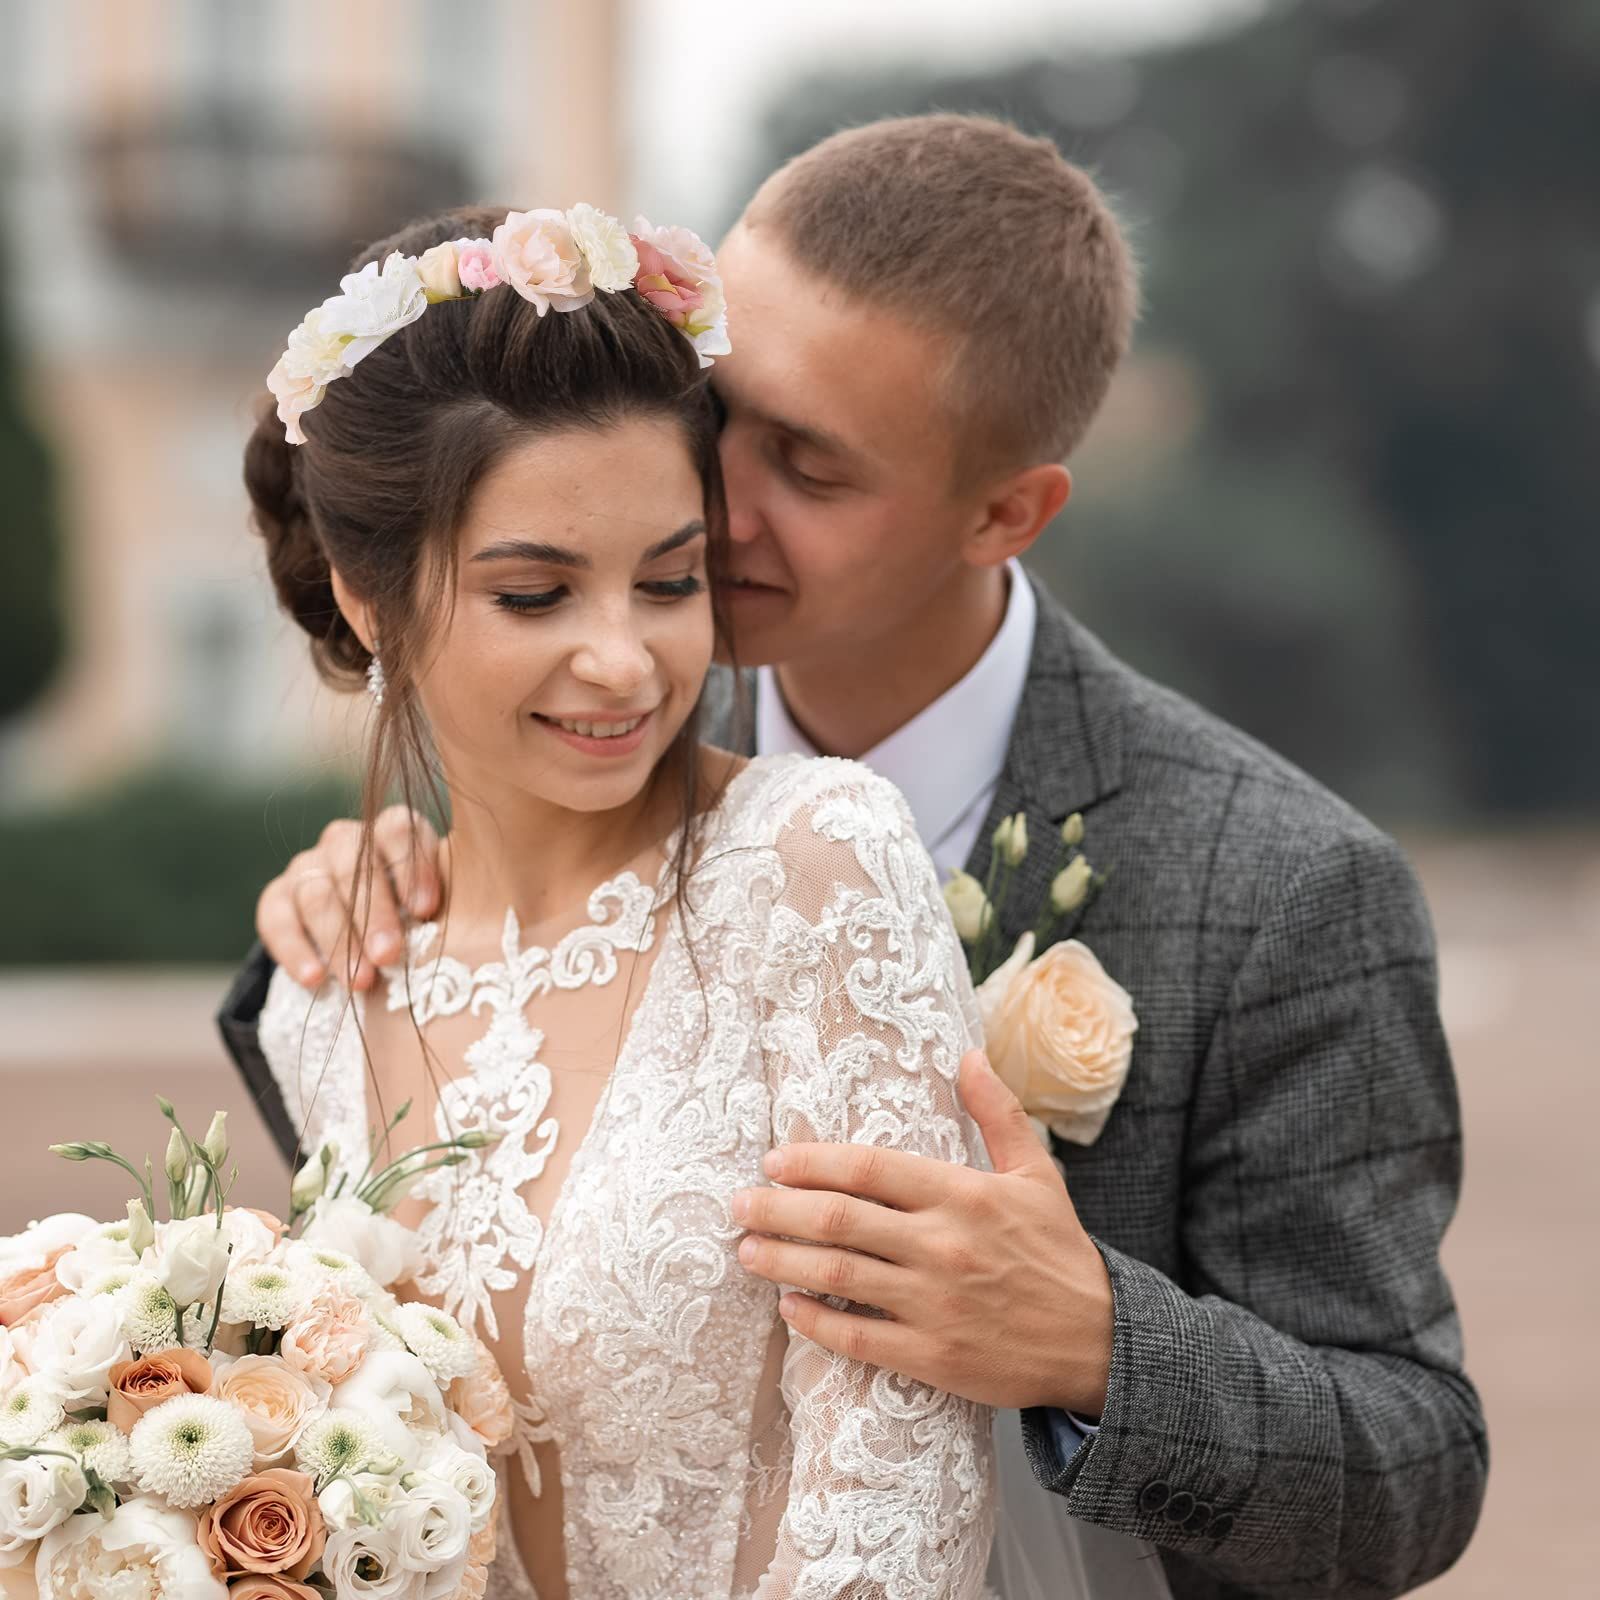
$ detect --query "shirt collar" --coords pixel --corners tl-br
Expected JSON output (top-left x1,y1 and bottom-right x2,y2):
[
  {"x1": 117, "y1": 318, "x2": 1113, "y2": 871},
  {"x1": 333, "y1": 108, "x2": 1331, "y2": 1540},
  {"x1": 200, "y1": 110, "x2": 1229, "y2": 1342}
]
[{"x1": 755, "y1": 560, "x2": 1037, "y2": 855}]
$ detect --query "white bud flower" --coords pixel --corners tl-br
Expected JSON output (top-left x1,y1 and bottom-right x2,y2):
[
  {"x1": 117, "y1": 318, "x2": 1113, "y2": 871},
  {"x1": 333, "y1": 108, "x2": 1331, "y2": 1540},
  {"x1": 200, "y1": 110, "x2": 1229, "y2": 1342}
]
[
  {"x1": 992, "y1": 812, "x2": 1029, "y2": 868},
  {"x1": 125, "y1": 1200, "x2": 156, "y2": 1257},
  {"x1": 164, "y1": 1128, "x2": 191, "y2": 1188},
  {"x1": 1050, "y1": 857, "x2": 1095, "y2": 916},
  {"x1": 1060, "y1": 812, "x2": 1085, "y2": 848},
  {"x1": 290, "y1": 1157, "x2": 330, "y2": 1215},
  {"x1": 942, "y1": 870, "x2": 993, "y2": 944},
  {"x1": 201, "y1": 1112, "x2": 229, "y2": 1169}
]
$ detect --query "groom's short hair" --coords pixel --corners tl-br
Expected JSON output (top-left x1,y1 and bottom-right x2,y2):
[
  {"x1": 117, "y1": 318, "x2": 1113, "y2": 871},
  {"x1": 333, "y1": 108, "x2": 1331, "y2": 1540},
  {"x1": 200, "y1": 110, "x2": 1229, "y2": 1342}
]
[{"x1": 744, "y1": 113, "x2": 1138, "y2": 476}]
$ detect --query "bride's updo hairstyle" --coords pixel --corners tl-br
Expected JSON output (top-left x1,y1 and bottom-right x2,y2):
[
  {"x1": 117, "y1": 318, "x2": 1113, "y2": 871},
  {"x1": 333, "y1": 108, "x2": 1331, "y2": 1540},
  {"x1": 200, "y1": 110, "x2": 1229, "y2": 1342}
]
[{"x1": 243, "y1": 203, "x2": 735, "y2": 968}]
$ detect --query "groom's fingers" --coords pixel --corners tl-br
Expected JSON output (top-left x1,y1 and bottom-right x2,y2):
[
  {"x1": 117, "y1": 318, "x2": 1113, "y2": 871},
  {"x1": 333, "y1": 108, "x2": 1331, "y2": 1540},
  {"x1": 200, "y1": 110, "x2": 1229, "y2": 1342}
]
[
  {"x1": 373, "y1": 805, "x2": 443, "y2": 934},
  {"x1": 957, "y1": 1051, "x2": 1055, "y2": 1180},
  {"x1": 256, "y1": 863, "x2": 330, "y2": 988},
  {"x1": 738, "y1": 1234, "x2": 913, "y2": 1315},
  {"x1": 764, "y1": 1142, "x2": 955, "y2": 1212},
  {"x1": 776, "y1": 1291, "x2": 922, "y2": 1375},
  {"x1": 733, "y1": 1185, "x2": 912, "y2": 1264}
]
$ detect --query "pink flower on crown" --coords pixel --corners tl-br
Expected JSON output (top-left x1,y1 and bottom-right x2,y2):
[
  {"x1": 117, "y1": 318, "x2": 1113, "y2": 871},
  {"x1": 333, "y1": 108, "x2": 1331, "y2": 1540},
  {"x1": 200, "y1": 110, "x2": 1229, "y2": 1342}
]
[
  {"x1": 453, "y1": 239, "x2": 501, "y2": 293},
  {"x1": 630, "y1": 218, "x2": 730, "y2": 367},
  {"x1": 492, "y1": 210, "x2": 593, "y2": 315}
]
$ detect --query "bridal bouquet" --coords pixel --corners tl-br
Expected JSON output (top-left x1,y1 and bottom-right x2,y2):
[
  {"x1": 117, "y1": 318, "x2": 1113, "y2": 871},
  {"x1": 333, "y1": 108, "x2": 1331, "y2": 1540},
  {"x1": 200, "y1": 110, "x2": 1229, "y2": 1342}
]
[{"x1": 0, "y1": 1102, "x2": 510, "y2": 1600}]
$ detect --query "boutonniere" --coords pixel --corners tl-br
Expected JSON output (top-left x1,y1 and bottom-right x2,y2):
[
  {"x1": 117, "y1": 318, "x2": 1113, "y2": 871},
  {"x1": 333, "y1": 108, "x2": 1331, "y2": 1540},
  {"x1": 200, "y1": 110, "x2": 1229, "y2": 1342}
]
[{"x1": 944, "y1": 812, "x2": 1138, "y2": 1147}]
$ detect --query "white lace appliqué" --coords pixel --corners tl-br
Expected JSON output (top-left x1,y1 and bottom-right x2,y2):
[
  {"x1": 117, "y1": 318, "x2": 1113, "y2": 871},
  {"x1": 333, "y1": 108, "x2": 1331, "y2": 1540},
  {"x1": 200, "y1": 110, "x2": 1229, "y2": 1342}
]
[{"x1": 391, "y1": 874, "x2": 660, "y2": 1343}]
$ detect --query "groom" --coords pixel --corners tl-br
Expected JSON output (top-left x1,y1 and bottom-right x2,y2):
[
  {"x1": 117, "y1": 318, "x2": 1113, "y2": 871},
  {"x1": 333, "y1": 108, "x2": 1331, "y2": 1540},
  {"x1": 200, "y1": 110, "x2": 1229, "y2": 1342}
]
[{"x1": 220, "y1": 116, "x2": 1486, "y2": 1596}]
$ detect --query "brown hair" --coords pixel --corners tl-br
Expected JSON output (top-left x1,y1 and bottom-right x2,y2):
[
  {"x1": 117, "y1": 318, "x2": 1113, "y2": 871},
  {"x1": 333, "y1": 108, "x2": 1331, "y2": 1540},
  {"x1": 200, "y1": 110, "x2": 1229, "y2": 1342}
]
[
  {"x1": 743, "y1": 113, "x2": 1139, "y2": 474},
  {"x1": 244, "y1": 203, "x2": 735, "y2": 999}
]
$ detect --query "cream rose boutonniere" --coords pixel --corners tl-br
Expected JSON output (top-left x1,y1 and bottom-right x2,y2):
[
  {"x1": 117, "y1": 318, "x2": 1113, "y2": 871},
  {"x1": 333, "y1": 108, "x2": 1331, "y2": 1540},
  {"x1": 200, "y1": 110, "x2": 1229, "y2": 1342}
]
[{"x1": 945, "y1": 811, "x2": 1137, "y2": 1146}]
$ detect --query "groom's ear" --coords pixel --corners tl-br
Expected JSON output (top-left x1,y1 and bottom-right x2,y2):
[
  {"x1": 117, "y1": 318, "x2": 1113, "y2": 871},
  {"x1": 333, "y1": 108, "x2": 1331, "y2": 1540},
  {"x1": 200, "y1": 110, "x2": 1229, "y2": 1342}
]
[
  {"x1": 328, "y1": 566, "x2": 377, "y2": 656},
  {"x1": 962, "y1": 462, "x2": 1072, "y2": 569}
]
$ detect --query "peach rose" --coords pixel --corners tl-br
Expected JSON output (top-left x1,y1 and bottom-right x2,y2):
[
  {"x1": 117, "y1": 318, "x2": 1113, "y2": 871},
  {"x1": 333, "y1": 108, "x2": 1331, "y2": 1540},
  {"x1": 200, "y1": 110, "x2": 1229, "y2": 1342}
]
[
  {"x1": 228, "y1": 1578, "x2": 322, "y2": 1600},
  {"x1": 106, "y1": 1346, "x2": 213, "y2": 1433},
  {"x1": 0, "y1": 1246, "x2": 72, "y2": 1326},
  {"x1": 196, "y1": 1468, "x2": 325, "y2": 1580},
  {"x1": 279, "y1": 1286, "x2": 370, "y2": 1385},
  {"x1": 491, "y1": 209, "x2": 593, "y2": 315},
  {"x1": 980, "y1": 934, "x2": 1138, "y2": 1146},
  {"x1": 214, "y1": 1355, "x2": 329, "y2": 1466},
  {"x1": 447, "y1": 1338, "x2": 514, "y2": 1454}
]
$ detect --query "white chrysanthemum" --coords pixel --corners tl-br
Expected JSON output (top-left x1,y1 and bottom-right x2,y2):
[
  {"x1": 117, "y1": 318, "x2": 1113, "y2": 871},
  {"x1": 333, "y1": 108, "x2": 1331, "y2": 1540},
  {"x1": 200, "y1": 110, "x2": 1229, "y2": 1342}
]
[
  {"x1": 119, "y1": 1272, "x2": 184, "y2": 1353},
  {"x1": 295, "y1": 1412, "x2": 390, "y2": 1485},
  {"x1": 46, "y1": 1417, "x2": 134, "y2": 1486},
  {"x1": 282, "y1": 1240, "x2": 376, "y2": 1298},
  {"x1": 393, "y1": 1303, "x2": 477, "y2": 1384},
  {"x1": 0, "y1": 1375, "x2": 66, "y2": 1446},
  {"x1": 128, "y1": 1393, "x2": 254, "y2": 1508},
  {"x1": 220, "y1": 1261, "x2": 308, "y2": 1331},
  {"x1": 365, "y1": 1308, "x2": 408, "y2": 1354},
  {"x1": 84, "y1": 1266, "x2": 137, "y2": 1299}
]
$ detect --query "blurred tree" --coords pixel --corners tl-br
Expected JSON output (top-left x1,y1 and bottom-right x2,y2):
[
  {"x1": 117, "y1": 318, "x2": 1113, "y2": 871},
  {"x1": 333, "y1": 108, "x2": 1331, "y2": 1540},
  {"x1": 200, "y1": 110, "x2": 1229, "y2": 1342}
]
[
  {"x1": 738, "y1": 0, "x2": 1600, "y2": 819},
  {"x1": 0, "y1": 259, "x2": 65, "y2": 724}
]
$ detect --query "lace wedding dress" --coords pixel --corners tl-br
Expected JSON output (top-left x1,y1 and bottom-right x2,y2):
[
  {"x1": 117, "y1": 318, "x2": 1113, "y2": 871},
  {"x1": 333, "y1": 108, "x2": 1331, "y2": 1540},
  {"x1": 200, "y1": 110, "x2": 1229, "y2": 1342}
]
[{"x1": 260, "y1": 755, "x2": 1000, "y2": 1600}]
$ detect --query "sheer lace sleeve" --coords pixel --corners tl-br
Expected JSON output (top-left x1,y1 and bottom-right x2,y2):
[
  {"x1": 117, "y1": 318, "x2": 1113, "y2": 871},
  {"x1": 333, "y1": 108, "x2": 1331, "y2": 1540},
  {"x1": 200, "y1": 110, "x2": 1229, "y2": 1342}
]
[{"x1": 751, "y1": 763, "x2": 996, "y2": 1600}]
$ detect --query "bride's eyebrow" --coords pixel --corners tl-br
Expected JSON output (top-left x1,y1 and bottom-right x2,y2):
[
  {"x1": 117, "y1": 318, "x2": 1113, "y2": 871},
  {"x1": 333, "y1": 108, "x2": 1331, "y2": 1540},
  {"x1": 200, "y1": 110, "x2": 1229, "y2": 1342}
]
[{"x1": 469, "y1": 521, "x2": 707, "y2": 568}]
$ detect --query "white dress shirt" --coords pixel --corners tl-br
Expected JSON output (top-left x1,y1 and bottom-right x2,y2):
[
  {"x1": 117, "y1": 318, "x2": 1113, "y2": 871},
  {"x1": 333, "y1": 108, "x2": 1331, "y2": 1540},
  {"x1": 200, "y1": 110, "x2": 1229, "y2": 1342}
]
[
  {"x1": 756, "y1": 561, "x2": 1037, "y2": 881},
  {"x1": 753, "y1": 563, "x2": 1096, "y2": 1462}
]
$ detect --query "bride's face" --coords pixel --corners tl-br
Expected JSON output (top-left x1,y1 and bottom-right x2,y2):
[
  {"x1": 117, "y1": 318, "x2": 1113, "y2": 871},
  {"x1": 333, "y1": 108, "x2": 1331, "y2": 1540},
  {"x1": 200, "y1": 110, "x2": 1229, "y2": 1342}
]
[{"x1": 414, "y1": 418, "x2": 714, "y2": 816}]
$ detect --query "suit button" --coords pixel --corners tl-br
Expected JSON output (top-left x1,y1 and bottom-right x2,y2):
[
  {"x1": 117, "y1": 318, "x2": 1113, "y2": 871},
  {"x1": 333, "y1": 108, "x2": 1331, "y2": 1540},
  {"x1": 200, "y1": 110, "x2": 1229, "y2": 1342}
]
[
  {"x1": 1163, "y1": 1490, "x2": 1195, "y2": 1523},
  {"x1": 1138, "y1": 1481, "x2": 1170, "y2": 1514},
  {"x1": 1209, "y1": 1512, "x2": 1234, "y2": 1540},
  {"x1": 1185, "y1": 1502, "x2": 1212, "y2": 1534}
]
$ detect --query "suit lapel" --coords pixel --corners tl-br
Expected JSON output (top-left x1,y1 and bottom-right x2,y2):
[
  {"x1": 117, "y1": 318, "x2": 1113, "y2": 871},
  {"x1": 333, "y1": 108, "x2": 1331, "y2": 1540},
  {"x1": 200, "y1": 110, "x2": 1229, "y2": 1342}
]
[{"x1": 965, "y1": 575, "x2": 1125, "y2": 949}]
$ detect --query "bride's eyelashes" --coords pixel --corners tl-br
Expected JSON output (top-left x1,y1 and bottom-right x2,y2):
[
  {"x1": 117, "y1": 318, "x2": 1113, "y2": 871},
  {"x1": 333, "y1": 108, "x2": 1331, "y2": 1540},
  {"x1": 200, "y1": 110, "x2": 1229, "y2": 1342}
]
[{"x1": 493, "y1": 575, "x2": 706, "y2": 615}]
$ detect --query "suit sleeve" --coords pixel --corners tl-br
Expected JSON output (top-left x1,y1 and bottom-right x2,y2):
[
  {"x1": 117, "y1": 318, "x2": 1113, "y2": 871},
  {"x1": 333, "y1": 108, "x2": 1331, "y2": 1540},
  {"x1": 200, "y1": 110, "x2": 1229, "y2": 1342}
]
[
  {"x1": 1021, "y1": 829, "x2": 1487, "y2": 1598},
  {"x1": 215, "y1": 941, "x2": 301, "y2": 1168}
]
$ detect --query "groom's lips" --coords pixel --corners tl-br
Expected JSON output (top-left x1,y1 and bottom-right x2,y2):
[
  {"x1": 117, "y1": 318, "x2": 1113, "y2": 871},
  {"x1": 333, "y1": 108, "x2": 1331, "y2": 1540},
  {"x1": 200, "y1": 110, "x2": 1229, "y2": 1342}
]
[{"x1": 719, "y1": 575, "x2": 790, "y2": 605}]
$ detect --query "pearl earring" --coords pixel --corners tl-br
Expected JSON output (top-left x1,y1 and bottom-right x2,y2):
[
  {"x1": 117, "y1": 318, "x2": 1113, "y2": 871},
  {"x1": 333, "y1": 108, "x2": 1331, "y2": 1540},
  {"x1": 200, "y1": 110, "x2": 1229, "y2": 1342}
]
[{"x1": 366, "y1": 641, "x2": 386, "y2": 708}]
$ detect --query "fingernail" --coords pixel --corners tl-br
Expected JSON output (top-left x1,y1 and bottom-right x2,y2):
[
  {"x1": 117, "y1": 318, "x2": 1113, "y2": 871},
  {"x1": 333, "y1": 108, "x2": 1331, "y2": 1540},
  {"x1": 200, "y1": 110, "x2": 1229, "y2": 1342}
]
[
  {"x1": 738, "y1": 1236, "x2": 757, "y2": 1264},
  {"x1": 370, "y1": 932, "x2": 399, "y2": 961},
  {"x1": 763, "y1": 1150, "x2": 786, "y2": 1180},
  {"x1": 730, "y1": 1191, "x2": 749, "y2": 1222},
  {"x1": 297, "y1": 962, "x2": 323, "y2": 986},
  {"x1": 411, "y1": 894, "x2": 433, "y2": 918},
  {"x1": 778, "y1": 1293, "x2": 798, "y2": 1318}
]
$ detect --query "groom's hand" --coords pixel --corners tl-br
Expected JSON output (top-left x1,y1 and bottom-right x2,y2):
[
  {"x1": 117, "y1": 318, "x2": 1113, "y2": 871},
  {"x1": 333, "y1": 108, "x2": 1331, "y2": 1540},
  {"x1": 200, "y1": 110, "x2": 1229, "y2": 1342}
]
[
  {"x1": 257, "y1": 807, "x2": 444, "y2": 991},
  {"x1": 732, "y1": 1051, "x2": 1113, "y2": 1415}
]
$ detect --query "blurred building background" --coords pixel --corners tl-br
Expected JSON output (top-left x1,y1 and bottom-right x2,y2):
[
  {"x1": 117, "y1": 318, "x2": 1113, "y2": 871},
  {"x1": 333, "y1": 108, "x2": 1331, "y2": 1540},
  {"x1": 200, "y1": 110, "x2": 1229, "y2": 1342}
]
[{"x1": 0, "y1": 0, "x2": 1594, "y2": 1594}]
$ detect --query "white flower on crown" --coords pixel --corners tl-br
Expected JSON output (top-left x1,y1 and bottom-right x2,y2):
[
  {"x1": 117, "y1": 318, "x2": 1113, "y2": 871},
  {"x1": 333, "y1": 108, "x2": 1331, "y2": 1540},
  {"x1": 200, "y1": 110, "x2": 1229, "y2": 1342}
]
[
  {"x1": 266, "y1": 307, "x2": 352, "y2": 446},
  {"x1": 565, "y1": 203, "x2": 639, "y2": 293},
  {"x1": 319, "y1": 251, "x2": 430, "y2": 366},
  {"x1": 492, "y1": 209, "x2": 595, "y2": 316},
  {"x1": 632, "y1": 216, "x2": 731, "y2": 368}
]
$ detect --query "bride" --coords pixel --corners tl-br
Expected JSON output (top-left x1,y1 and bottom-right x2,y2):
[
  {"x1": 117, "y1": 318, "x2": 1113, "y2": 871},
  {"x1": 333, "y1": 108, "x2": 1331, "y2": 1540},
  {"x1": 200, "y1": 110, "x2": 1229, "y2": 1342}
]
[{"x1": 247, "y1": 203, "x2": 998, "y2": 1600}]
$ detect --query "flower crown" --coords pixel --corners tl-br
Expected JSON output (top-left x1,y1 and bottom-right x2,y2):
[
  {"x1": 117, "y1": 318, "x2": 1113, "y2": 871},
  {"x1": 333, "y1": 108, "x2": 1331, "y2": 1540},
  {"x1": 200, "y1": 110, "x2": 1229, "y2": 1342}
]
[{"x1": 266, "y1": 204, "x2": 731, "y2": 445}]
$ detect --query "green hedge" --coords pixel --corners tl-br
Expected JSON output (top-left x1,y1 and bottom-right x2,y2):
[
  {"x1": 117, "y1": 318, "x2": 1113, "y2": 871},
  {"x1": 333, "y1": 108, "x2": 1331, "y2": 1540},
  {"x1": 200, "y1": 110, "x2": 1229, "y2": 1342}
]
[{"x1": 0, "y1": 769, "x2": 359, "y2": 965}]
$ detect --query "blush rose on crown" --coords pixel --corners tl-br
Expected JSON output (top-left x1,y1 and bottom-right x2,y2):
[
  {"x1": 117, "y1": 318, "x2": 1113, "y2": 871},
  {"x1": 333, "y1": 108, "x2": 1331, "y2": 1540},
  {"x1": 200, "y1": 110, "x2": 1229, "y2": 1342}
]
[
  {"x1": 944, "y1": 811, "x2": 1139, "y2": 1147},
  {"x1": 0, "y1": 1097, "x2": 513, "y2": 1599}
]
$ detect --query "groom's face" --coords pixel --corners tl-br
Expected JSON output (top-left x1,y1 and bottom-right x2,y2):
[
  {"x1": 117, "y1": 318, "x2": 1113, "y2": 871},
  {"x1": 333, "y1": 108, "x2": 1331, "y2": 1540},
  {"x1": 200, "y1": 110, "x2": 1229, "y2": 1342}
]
[{"x1": 709, "y1": 226, "x2": 989, "y2": 671}]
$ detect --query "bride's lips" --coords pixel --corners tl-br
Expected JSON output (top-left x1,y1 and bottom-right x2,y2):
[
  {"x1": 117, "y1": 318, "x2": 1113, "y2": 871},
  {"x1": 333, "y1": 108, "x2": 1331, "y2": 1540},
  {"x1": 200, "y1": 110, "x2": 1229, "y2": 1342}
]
[
  {"x1": 532, "y1": 708, "x2": 655, "y2": 758},
  {"x1": 718, "y1": 576, "x2": 791, "y2": 615}
]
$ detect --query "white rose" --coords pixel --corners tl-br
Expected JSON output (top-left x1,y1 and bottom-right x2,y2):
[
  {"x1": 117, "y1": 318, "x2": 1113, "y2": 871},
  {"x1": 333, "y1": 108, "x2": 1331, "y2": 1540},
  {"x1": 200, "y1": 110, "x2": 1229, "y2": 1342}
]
[
  {"x1": 322, "y1": 1520, "x2": 418, "y2": 1600},
  {"x1": 0, "y1": 1456, "x2": 87, "y2": 1566},
  {"x1": 415, "y1": 1436, "x2": 496, "y2": 1533},
  {"x1": 319, "y1": 251, "x2": 429, "y2": 368},
  {"x1": 141, "y1": 1216, "x2": 231, "y2": 1309},
  {"x1": 331, "y1": 1352, "x2": 444, "y2": 1467},
  {"x1": 35, "y1": 1494, "x2": 225, "y2": 1600},
  {"x1": 218, "y1": 1210, "x2": 281, "y2": 1271},
  {"x1": 53, "y1": 1231, "x2": 138, "y2": 1296},
  {"x1": 565, "y1": 203, "x2": 639, "y2": 292},
  {"x1": 390, "y1": 1478, "x2": 471, "y2": 1574},
  {"x1": 0, "y1": 1217, "x2": 97, "y2": 1276},
  {"x1": 19, "y1": 1295, "x2": 129, "y2": 1406},
  {"x1": 302, "y1": 1197, "x2": 420, "y2": 1289}
]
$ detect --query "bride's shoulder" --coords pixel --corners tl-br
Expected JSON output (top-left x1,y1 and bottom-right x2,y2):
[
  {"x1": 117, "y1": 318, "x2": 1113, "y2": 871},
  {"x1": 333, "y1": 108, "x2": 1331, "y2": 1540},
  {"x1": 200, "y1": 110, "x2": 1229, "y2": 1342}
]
[{"x1": 712, "y1": 751, "x2": 919, "y2": 852}]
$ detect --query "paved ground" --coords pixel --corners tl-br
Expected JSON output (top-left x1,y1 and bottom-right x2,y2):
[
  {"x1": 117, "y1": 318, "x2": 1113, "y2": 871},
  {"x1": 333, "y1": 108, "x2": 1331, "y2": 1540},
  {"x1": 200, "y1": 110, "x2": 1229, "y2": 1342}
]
[{"x1": 1, "y1": 832, "x2": 1594, "y2": 1595}]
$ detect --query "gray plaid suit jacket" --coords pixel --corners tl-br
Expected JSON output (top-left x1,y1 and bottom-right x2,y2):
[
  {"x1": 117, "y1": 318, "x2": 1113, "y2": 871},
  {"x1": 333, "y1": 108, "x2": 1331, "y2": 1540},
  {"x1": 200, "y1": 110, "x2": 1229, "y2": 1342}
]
[{"x1": 218, "y1": 572, "x2": 1486, "y2": 1598}]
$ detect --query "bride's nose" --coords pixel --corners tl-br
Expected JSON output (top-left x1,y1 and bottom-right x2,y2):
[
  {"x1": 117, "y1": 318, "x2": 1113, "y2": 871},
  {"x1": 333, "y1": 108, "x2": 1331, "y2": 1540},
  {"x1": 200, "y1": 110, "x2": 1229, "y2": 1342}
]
[{"x1": 570, "y1": 605, "x2": 654, "y2": 698}]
